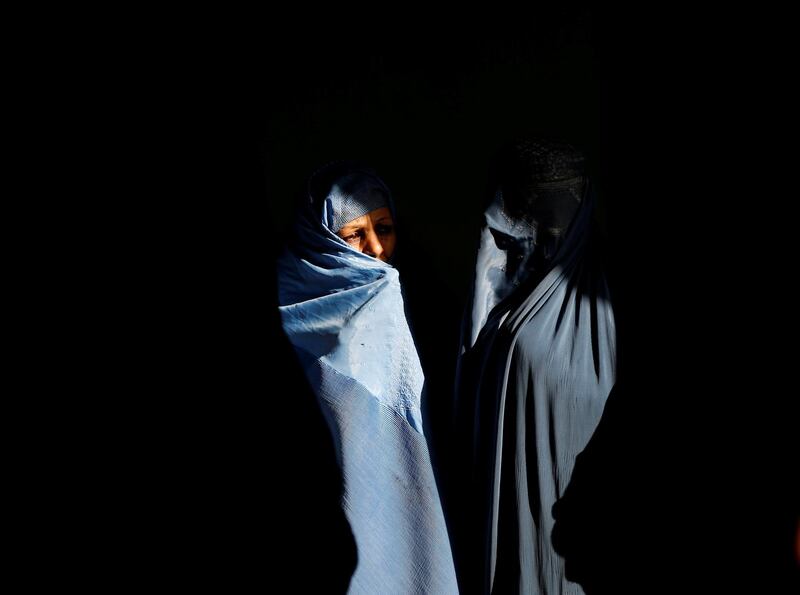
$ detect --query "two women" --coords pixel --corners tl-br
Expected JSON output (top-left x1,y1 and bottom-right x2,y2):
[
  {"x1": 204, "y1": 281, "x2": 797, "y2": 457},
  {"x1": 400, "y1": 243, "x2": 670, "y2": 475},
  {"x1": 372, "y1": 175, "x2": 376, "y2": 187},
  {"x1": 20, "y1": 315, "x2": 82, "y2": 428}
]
[{"x1": 276, "y1": 139, "x2": 616, "y2": 594}]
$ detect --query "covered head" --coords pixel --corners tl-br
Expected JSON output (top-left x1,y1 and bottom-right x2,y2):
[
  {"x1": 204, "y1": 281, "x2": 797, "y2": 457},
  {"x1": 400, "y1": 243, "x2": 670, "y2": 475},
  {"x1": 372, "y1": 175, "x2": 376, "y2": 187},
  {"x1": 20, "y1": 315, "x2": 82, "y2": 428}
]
[
  {"x1": 492, "y1": 137, "x2": 587, "y2": 245},
  {"x1": 464, "y1": 137, "x2": 593, "y2": 349},
  {"x1": 308, "y1": 161, "x2": 397, "y2": 262}
]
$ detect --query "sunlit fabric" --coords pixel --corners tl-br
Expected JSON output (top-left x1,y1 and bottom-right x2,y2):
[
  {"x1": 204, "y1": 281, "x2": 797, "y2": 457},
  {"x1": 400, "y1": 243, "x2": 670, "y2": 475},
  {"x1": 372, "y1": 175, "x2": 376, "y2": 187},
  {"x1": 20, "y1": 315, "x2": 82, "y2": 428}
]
[
  {"x1": 277, "y1": 165, "x2": 459, "y2": 594},
  {"x1": 454, "y1": 159, "x2": 616, "y2": 594},
  {"x1": 325, "y1": 171, "x2": 390, "y2": 233}
]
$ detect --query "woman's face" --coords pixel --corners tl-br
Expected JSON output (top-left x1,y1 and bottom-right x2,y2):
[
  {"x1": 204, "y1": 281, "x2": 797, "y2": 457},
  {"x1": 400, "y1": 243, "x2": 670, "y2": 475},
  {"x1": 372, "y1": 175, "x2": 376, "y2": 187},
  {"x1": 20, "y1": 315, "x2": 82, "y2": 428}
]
[{"x1": 336, "y1": 207, "x2": 396, "y2": 262}]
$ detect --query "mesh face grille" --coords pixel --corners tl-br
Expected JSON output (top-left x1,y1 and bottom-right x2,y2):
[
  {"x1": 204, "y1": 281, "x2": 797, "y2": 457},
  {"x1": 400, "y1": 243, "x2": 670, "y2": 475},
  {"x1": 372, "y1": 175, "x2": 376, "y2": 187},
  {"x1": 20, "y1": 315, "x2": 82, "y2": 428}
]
[
  {"x1": 329, "y1": 178, "x2": 389, "y2": 232},
  {"x1": 498, "y1": 138, "x2": 586, "y2": 234},
  {"x1": 307, "y1": 162, "x2": 391, "y2": 233}
]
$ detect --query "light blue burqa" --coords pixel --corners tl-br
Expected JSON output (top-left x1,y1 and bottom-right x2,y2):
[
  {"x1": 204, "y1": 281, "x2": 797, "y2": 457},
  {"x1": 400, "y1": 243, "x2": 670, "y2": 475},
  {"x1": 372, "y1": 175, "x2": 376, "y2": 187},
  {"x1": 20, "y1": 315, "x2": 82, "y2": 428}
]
[
  {"x1": 277, "y1": 168, "x2": 459, "y2": 594},
  {"x1": 455, "y1": 182, "x2": 617, "y2": 594}
]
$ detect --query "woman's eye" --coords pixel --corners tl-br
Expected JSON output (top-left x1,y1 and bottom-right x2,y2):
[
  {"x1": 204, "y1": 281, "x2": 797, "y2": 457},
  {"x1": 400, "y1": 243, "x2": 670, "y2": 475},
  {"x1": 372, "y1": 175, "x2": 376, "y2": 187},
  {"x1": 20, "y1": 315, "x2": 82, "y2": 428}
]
[
  {"x1": 376, "y1": 225, "x2": 394, "y2": 235},
  {"x1": 343, "y1": 232, "x2": 361, "y2": 242}
]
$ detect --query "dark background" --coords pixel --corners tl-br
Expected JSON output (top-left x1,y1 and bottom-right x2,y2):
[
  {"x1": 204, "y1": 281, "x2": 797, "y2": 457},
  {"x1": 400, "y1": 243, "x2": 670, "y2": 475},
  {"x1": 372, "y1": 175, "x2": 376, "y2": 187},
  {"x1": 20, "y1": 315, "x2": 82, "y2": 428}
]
[
  {"x1": 99, "y1": 7, "x2": 796, "y2": 592},
  {"x1": 252, "y1": 9, "x2": 795, "y2": 591}
]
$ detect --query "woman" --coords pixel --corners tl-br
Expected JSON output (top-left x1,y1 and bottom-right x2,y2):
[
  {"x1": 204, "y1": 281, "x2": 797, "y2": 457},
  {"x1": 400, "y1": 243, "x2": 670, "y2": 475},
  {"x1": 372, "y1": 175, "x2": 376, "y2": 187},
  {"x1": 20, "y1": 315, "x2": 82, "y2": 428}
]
[
  {"x1": 452, "y1": 139, "x2": 617, "y2": 594},
  {"x1": 276, "y1": 162, "x2": 459, "y2": 594}
]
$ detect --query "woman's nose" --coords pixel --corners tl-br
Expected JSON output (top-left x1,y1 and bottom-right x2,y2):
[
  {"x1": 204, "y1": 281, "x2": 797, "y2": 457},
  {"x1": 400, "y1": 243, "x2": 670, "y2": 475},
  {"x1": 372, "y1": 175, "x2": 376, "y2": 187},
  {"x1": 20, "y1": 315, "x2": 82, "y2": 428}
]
[{"x1": 363, "y1": 231, "x2": 384, "y2": 260}]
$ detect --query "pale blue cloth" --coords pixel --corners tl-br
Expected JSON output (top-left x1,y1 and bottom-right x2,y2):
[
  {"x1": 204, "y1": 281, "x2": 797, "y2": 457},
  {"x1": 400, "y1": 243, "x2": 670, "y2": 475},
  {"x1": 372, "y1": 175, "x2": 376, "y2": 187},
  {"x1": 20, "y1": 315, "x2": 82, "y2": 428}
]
[
  {"x1": 277, "y1": 169, "x2": 459, "y2": 594},
  {"x1": 325, "y1": 171, "x2": 390, "y2": 233},
  {"x1": 455, "y1": 185, "x2": 616, "y2": 594}
]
